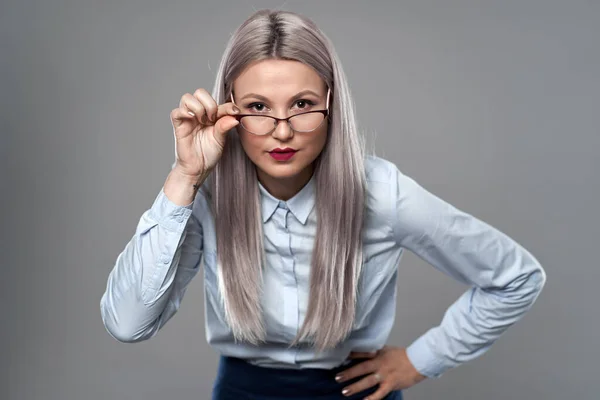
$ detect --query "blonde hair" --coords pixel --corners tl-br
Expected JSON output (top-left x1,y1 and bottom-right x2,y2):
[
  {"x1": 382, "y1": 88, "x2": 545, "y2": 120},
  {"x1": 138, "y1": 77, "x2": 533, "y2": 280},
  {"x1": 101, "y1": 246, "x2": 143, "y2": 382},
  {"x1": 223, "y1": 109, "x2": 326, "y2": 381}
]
[{"x1": 206, "y1": 9, "x2": 367, "y2": 351}]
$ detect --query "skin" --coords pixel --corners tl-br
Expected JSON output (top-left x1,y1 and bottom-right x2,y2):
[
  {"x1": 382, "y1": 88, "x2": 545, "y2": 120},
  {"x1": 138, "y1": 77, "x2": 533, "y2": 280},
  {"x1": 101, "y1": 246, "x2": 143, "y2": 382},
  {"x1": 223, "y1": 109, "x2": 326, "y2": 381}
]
[
  {"x1": 337, "y1": 348, "x2": 428, "y2": 399},
  {"x1": 231, "y1": 59, "x2": 329, "y2": 200}
]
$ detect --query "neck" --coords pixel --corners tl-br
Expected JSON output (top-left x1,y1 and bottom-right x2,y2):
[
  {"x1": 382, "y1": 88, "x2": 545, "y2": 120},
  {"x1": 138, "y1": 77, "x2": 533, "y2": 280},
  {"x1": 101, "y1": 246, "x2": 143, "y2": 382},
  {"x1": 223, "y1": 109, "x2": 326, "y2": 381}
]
[{"x1": 257, "y1": 165, "x2": 314, "y2": 201}]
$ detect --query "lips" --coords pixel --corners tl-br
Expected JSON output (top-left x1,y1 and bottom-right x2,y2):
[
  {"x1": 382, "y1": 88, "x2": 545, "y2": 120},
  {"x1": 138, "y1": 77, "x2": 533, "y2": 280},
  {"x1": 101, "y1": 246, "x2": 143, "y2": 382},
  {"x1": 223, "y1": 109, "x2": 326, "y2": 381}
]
[
  {"x1": 269, "y1": 148, "x2": 297, "y2": 161},
  {"x1": 269, "y1": 147, "x2": 297, "y2": 153}
]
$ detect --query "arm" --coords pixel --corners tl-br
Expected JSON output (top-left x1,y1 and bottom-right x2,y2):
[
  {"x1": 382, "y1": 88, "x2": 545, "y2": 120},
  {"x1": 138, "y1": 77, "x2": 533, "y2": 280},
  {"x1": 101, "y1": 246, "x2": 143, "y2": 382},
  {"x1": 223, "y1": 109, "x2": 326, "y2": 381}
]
[
  {"x1": 99, "y1": 170, "x2": 206, "y2": 343},
  {"x1": 391, "y1": 167, "x2": 547, "y2": 378}
]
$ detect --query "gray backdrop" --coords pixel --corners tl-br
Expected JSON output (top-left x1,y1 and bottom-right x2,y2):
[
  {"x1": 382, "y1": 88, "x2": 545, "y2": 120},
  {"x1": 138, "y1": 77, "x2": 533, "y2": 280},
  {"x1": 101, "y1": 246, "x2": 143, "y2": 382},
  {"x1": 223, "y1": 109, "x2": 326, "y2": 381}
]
[{"x1": 2, "y1": 0, "x2": 598, "y2": 399}]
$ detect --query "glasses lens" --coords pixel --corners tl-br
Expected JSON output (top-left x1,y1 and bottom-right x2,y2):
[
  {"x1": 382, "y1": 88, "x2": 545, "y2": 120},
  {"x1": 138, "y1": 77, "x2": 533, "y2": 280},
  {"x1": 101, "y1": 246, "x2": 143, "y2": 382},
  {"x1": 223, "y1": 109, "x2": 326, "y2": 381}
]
[
  {"x1": 240, "y1": 116, "x2": 275, "y2": 135},
  {"x1": 240, "y1": 112, "x2": 326, "y2": 135},
  {"x1": 289, "y1": 112, "x2": 325, "y2": 132}
]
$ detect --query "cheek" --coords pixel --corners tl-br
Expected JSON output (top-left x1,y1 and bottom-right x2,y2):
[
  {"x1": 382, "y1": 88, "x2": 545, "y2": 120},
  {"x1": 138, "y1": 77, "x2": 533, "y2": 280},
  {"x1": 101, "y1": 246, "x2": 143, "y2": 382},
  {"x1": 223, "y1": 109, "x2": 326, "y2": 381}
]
[
  {"x1": 238, "y1": 131, "x2": 263, "y2": 158},
  {"x1": 308, "y1": 124, "x2": 328, "y2": 154}
]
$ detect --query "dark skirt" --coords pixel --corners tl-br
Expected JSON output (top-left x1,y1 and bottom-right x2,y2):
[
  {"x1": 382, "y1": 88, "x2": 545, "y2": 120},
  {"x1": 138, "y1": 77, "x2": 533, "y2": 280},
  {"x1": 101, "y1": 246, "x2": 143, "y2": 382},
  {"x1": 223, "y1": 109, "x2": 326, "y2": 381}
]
[{"x1": 212, "y1": 355, "x2": 403, "y2": 400}]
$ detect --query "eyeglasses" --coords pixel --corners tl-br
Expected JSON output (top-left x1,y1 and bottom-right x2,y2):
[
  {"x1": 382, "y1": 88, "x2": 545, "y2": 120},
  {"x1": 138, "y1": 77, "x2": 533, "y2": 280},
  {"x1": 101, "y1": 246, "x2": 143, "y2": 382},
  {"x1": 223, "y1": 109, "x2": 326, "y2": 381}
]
[{"x1": 230, "y1": 89, "x2": 330, "y2": 136}]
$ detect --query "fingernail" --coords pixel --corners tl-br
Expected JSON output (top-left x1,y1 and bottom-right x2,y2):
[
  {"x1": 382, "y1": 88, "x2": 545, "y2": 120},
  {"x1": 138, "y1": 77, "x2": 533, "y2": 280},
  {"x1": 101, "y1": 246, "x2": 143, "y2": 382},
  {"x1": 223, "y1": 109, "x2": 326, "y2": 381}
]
[
  {"x1": 335, "y1": 374, "x2": 343, "y2": 381},
  {"x1": 342, "y1": 388, "x2": 350, "y2": 395},
  {"x1": 232, "y1": 105, "x2": 240, "y2": 113}
]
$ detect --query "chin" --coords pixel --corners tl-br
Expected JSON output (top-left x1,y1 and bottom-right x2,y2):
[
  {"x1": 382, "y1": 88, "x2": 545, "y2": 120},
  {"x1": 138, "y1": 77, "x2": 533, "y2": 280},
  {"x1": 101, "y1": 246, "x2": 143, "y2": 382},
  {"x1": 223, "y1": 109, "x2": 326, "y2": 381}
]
[
  {"x1": 259, "y1": 164, "x2": 305, "y2": 179},
  {"x1": 254, "y1": 155, "x2": 310, "y2": 177}
]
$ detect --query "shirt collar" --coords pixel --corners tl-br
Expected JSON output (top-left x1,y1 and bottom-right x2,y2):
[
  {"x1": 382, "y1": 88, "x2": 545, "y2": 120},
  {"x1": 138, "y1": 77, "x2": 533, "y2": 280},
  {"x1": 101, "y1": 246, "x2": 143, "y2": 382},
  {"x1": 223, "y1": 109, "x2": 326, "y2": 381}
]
[{"x1": 258, "y1": 173, "x2": 316, "y2": 225}]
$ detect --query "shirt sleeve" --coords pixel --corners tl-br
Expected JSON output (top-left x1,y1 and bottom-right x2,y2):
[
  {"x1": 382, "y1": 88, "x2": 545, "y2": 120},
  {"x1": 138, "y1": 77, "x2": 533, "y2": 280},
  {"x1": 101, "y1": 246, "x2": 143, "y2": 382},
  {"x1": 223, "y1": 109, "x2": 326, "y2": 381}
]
[
  {"x1": 99, "y1": 187, "x2": 203, "y2": 343},
  {"x1": 391, "y1": 166, "x2": 547, "y2": 378}
]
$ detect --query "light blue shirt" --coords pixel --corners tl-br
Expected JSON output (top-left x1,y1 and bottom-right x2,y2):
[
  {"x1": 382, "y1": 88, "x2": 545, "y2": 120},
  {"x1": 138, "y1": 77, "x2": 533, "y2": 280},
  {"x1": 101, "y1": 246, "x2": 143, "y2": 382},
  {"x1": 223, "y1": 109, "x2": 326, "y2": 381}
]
[{"x1": 100, "y1": 155, "x2": 546, "y2": 378}]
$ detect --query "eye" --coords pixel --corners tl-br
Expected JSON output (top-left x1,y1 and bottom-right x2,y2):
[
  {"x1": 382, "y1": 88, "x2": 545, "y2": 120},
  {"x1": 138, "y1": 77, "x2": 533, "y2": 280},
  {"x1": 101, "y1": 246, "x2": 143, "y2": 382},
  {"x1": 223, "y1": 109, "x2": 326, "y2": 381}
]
[
  {"x1": 294, "y1": 99, "x2": 315, "y2": 109},
  {"x1": 247, "y1": 102, "x2": 269, "y2": 113}
]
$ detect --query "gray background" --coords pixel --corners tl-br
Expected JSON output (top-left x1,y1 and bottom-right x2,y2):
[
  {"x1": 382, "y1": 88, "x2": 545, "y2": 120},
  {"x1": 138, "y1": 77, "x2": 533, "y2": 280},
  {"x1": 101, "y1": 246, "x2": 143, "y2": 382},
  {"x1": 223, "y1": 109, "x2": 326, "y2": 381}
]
[{"x1": 2, "y1": 0, "x2": 598, "y2": 399}]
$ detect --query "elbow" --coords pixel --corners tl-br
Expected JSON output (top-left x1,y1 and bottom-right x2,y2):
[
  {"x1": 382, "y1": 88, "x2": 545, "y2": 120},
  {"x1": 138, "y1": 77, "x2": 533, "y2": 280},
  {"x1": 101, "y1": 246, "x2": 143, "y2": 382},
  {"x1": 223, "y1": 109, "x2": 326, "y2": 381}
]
[
  {"x1": 103, "y1": 324, "x2": 142, "y2": 343},
  {"x1": 103, "y1": 320, "x2": 144, "y2": 343},
  {"x1": 101, "y1": 314, "x2": 151, "y2": 344},
  {"x1": 514, "y1": 259, "x2": 547, "y2": 306},
  {"x1": 530, "y1": 261, "x2": 547, "y2": 299},
  {"x1": 490, "y1": 259, "x2": 547, "y2": 305},
  {"x1": 99, "y1": 296, "x2": 153, "y2": 344}
]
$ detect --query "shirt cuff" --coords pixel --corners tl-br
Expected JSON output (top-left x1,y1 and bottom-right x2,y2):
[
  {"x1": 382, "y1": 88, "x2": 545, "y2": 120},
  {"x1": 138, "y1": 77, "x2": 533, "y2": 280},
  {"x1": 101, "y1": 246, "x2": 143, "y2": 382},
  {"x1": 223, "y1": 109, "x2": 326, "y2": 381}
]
[
  {"x1": 147, "y1": 188, "x2": 194, "y2": 232},
  {"x1": 405, "y1": 333, "x2": 448, "y2": 379}
]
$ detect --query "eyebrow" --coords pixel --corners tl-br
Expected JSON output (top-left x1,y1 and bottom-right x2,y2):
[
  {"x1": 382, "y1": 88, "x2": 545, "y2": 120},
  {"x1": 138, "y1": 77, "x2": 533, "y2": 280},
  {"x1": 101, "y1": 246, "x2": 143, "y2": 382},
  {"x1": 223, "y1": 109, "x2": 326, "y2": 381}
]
[{"x1": 238, "y1": 90, "x2": 323, "y2": 102}]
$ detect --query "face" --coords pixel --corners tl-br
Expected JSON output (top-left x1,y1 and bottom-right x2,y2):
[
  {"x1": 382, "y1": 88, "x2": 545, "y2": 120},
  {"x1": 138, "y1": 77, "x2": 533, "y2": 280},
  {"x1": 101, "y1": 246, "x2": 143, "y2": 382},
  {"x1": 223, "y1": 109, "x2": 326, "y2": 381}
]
[{"x1": 231, "y1": 59, "x2": 329, "y2": 199}]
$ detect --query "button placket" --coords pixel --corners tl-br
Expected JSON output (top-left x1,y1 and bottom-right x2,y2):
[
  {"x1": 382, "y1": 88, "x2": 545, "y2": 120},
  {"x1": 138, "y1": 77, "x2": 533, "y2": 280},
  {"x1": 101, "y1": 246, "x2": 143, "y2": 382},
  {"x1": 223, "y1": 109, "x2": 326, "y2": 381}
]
[
  {"x1": 272, "y1": 205, "x2": 296, "y2": 341},
  {"x1": 278, "y1": 201, "x2": 290, "y2": 231}
]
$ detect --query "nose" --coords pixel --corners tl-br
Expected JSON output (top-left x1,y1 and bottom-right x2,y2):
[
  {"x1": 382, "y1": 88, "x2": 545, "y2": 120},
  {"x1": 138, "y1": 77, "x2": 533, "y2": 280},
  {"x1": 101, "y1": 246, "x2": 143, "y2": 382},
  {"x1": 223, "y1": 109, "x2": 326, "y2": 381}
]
[{"x1": 270, "y1": 119, "x2": 294, "y2": 141}]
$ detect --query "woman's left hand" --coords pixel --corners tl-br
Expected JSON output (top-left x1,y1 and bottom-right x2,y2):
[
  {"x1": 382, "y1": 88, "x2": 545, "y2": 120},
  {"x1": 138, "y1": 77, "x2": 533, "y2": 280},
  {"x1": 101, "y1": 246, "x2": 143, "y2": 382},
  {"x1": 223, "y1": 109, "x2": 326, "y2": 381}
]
[{"x1": 335, "y1": 346, "x2": 428, "y2": 399}]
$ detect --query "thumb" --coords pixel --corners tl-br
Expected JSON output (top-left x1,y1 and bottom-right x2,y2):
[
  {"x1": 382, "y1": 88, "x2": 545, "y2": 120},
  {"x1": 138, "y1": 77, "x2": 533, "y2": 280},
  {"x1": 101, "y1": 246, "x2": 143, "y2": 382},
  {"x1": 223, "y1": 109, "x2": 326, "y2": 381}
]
[{"x1": 213, "y1": 115, "x2": 239, "y2": 139}]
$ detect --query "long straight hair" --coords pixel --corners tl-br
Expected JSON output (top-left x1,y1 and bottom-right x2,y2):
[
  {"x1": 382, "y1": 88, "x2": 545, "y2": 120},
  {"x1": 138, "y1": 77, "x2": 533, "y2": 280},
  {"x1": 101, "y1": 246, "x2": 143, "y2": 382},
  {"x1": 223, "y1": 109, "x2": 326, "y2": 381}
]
[{"x1": 206, "y1": 9, "x2": 367, "y2": 351}]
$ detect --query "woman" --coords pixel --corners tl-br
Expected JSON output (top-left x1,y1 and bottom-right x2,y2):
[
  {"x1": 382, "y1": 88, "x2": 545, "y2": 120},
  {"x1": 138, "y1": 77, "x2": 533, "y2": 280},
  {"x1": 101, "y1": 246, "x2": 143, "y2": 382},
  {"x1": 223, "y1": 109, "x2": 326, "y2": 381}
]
[{"x1": 100, "y1": 9, "x2": 546, "y2": 400}]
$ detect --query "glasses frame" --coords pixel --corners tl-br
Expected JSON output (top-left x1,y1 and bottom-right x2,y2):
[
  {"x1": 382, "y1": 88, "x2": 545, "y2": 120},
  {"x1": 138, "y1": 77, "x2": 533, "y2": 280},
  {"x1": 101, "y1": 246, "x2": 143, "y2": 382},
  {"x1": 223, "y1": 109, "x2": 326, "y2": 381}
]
[{"x1": 230, "y1": 88, "x2": 331, "y2": 136}]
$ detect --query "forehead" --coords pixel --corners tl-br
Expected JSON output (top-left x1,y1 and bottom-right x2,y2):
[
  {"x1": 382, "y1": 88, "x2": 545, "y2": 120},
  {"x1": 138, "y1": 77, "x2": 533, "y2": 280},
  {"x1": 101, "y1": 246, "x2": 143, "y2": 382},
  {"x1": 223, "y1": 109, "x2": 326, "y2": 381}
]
[{"x1": 233, "y1": 59, "x2": 326, "y2": 97}]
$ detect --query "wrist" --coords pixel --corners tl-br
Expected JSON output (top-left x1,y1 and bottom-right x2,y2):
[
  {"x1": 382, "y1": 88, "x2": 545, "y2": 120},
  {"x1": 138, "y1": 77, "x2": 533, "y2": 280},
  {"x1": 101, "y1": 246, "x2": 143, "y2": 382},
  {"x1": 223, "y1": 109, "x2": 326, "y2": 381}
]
[
  {"x1": 164, "y1": 167, "x2": 210, "y2": 207},
  {"x1": 171, "y1": 166, "x2": 209, "y2": 185},
  {"x1": 402, "y1": 348, "x2": 428, "y2": 384}
]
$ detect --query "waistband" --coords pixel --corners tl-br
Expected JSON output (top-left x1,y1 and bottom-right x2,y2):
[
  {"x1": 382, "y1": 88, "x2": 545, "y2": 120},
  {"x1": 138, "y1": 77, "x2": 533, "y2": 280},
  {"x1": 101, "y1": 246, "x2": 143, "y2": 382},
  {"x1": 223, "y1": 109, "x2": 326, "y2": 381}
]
[{"x1": 211, "y1": 355, "x2": 403, "y2": 400}]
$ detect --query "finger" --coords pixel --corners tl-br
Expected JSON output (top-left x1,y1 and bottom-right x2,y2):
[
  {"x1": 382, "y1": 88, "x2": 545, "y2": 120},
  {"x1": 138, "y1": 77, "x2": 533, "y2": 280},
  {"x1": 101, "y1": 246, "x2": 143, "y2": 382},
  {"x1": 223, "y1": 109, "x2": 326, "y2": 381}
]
[
  {"x1": 170, "y1": 107, "x2": 196, "y2": 128},
  {"x1": 340, "y1": 373, "x2": 382, "y2": 398},
  {"x1": 215, "y1": 102, "x2": 241, "y2": 119},
  {"x1": 364, "y1": 384, "x2": 393, "y2": 400},
  {"x1": 193, "y1": 88, "x2": 218, "y2": 123},
  {"x1": 213, "y1": 115, "x2": 239, "y2": 140},
  {"x1": 180, "y1": 93, "x2": 206, "y2": 125},
  {"x1": 348, "y1": 351, "x2": 378, "y2": 359},
  {"x1": 335, "y1": 359, "x2": 377, "y2": 383}
]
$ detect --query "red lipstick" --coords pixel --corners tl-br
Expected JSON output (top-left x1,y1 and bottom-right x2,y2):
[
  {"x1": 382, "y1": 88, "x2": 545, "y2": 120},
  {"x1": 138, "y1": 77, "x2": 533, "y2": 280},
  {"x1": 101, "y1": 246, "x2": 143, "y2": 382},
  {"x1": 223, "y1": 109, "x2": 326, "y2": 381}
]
[{"x1": 269, "y1": 147, "x2": 297, "y2": 161}]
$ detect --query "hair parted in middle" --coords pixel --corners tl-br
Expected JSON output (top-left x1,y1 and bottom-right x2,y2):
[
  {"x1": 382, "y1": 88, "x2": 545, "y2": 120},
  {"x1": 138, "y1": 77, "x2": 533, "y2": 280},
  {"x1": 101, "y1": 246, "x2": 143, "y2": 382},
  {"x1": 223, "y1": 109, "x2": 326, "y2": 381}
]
[{"x1": 204, "y1": 9, "x2": 368, "y2": 352}]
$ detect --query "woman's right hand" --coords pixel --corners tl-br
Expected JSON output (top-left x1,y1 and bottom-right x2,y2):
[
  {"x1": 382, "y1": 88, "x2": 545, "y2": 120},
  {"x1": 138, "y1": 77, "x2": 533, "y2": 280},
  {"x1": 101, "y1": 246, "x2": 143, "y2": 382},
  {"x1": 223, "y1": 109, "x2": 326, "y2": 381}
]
[{"x1": 169, "y1": 88, "x2": 240, "y2": 178}]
